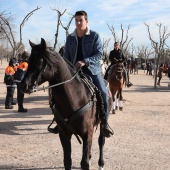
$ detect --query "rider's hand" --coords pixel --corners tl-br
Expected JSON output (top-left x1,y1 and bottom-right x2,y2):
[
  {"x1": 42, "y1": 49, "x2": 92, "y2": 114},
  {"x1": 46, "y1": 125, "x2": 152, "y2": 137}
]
[{"x1": 75, "y1": 60, "x2": 86, "y2": 69}]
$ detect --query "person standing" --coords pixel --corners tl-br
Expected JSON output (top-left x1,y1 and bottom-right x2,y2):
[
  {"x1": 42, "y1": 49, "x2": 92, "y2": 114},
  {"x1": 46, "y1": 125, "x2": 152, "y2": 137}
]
[
  {"x1": 149, "y1": 62, "x2": 153, "y2": 75},
  {"x1": 146, "y1": 62, "x2": 150, "y2": 75},
  {"x1": 157, "y1": 64, "x2": 164, "y2": 86},
  {"x1": 4, "y1": 58, "x2": 17, "y2": 109},
  {"x1": 14, "y1": 49, "x2": 29, "y2": 112}
]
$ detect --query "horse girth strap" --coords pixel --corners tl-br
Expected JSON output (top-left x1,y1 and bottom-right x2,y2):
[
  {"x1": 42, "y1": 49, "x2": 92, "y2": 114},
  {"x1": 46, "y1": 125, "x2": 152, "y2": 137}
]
[{"x1": 54, "y1": 100, "x2": 92, "y2": 125}]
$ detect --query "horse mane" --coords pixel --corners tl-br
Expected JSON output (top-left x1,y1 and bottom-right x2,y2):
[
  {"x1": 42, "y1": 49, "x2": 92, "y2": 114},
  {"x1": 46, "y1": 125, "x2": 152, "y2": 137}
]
[{"x1": 44, "y1": 47, "x2": 77, "y2": 74}]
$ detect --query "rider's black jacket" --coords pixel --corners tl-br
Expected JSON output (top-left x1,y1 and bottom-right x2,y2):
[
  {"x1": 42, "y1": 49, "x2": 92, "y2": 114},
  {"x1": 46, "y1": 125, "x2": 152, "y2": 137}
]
[{"x1": 109, "y1": 49, "x2": 125, "y2": 65}]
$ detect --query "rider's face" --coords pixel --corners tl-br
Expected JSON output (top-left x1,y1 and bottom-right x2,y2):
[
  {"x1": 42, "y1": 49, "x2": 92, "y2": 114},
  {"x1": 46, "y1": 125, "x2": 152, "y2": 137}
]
[
  {"x1": 75, "y1": 15, "x2": 88, "y2": 31},
  {"x1": 114, "y1": 44, "x2": 119, "y2": 50}
]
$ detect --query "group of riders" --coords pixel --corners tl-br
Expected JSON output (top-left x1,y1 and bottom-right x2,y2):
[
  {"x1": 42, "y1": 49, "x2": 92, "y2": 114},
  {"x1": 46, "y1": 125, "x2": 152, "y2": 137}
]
[
  {"x1": 4, "y1": 42, "x2": 133, "y2": 136},
  {"x1": 4, "y1": 41, "x2": 133, "y2": 135},
  {"x1": 4, "y1": 11, "x2": 134, "y2": 138}
]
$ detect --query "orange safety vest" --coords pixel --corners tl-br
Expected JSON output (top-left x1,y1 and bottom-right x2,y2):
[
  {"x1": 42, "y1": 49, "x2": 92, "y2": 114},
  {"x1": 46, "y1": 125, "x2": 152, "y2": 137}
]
[
  {"x1": 18, "y1": 62, "x2": 28, "y2": 71},
  {"x1": 5, "y1": 66, "x2": 15, "y2": 75}
]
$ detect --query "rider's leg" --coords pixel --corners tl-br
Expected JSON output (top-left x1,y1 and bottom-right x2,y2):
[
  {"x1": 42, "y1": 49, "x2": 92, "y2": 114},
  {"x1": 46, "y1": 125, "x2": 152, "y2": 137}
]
[
  {"x1": 157, "y1": 77, "x2": 161, "y2": 86},
  {"x1": 104, "y1": 65, "x2": 112, "y2": 80},
  {"x1": 83, "y1": 68, "x2": 113, "y2": 137},
  {"x1": 124, "y1": 68, "x2": 133, "y2": 87},
  {"x1": 92, "y1": 73, "x2": 114, "y2": 137}
]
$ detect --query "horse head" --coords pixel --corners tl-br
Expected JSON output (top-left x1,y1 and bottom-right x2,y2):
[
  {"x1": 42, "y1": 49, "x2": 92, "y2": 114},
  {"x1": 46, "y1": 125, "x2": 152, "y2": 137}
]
[
  {"x1": 114, "y1": 59, "x2": 124, "y2": 80},
  {"x1": 21, "y1": 38, "x2": 58, "y2": 93}
]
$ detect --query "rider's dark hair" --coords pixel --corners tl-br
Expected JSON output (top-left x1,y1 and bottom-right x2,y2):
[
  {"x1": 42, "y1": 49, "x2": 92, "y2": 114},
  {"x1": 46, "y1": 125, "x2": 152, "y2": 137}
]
[
  {"x1": 114, "y1": 42, "x2": 119, "y2": 45},
  {"x1": 75, "y1": 10, "x2": 88, "y2": 20}
]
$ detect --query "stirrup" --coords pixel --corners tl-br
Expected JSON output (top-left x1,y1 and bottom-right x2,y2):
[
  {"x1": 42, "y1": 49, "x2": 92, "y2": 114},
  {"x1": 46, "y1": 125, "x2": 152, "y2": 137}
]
[
  {"x1": 48, "y1": 125, "x2": 59, "y2": 134},
  {"x1": 47, "y1": 118, "x2": 58, "y2": 134}
]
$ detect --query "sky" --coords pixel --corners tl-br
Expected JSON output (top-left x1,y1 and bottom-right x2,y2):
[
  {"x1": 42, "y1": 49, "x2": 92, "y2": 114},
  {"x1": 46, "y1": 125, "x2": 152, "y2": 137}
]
[{"x1": 1, "y1": 0, "x2": 170, "y2": 54}]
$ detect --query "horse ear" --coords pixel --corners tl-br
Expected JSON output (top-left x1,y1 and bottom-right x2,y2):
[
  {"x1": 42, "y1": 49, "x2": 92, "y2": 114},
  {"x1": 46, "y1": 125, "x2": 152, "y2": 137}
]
[
  {"x1": 29, "y1": 40, "x2": 35, "y2": 48},
  {"x1": 41, "y1": 38, "x2": 47, "y2": 50}
]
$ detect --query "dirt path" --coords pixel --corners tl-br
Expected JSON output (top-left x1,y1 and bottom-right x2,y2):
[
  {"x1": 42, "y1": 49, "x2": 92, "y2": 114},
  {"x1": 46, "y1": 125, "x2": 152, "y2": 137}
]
[{"x1": 0, "y1": 61, "x2": 170, "y2": 170}]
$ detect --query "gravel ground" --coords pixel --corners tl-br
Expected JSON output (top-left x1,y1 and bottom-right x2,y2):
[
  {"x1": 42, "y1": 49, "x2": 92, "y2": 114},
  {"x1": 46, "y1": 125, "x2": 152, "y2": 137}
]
[{"x1": 0, "y1": 61, "x2": 170, "y2": 170}]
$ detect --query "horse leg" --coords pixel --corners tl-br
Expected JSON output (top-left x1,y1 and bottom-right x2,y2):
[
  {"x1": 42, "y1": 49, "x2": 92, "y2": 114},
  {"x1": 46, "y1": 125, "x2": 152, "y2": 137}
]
[
  {"x1": 119, "y1": 89, "x2": 123, "y2": 111},
  {"x1": 98, "y1": 124, "x2": 105, "y2": 170},
  {"x1": 111, "y1": 91, "x2": 116, "y2": 114},
  {"x1": 115, "y1": 92, "x2": 119, "y2": 110},
  {"x1": 59, "y1": 132, "x2": 72, "y2": 170},
  {"x1": 130, "y1": 68, "x2": 132, "y2": 74},
  {"x1": 81, "y1": 131, "x2": 93, "y2": 170}
]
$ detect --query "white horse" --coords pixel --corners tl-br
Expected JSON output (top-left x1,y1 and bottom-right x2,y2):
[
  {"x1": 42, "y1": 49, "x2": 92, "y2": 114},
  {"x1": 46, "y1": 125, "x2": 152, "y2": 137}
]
[{"x1": 100, "y1": 60, "x2": 108, "y2": 77}]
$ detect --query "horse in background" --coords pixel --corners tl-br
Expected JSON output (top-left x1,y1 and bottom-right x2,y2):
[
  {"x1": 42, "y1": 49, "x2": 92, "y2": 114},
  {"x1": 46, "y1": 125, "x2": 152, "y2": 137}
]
[
  {"x1": 20, "y1": 38, "x2": 109, "y2": 170},
  {"x1": 126, "y1": 59, "x2": 131, "y2": 74},
  {"x1": 130, "y1": 59, "x2": 138, "y2": 74},
  {"x1": 107, "y1": 59, "x2": 125, "y2": 114}
]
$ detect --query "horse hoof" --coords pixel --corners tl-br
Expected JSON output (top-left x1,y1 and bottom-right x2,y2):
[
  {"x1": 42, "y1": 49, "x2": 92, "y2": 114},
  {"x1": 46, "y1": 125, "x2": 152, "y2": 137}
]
[
  {"x1": 99, "y1": 166, "x2": 104, "y2": 170},
  {"x1": 115, "y1": 106, "x2": 118, "y2": 110},
  {"x1": 112, "y1": 110, "x2": 116, "y2": 114},
  {"x1": 119, "y1": 107, "x2": 123, "y2": 111}
]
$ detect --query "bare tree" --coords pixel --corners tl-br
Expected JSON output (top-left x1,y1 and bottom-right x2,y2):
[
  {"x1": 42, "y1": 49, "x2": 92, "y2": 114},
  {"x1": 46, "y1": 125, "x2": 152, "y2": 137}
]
[
  {"x1": 101, "y1": 38, "x2": 111, "y2": 63},
  {"x1": 20, "y1": 7, "x2": 41, "y2": 44},
  {"x1": 102, "y1": 38, "x2": 111, "y2": 52},
  {"x1": 145, "y1": 23, "x2": 170, "y2": 88},
  {"x1": 107, "y1": 23, "x2": 133, "y2": 52},
  {"x1": 51, "y1": 8, "x2": 66, "y2": 50},
  {"x1": 59, "y1": 13, "x2": 74, "y2": 39},
  {"x1": 0, "y1": 8, "x2": 41, "y2": 58},
  {"x1": 0, "y1": 12, "x2": 17, "y2": 57}
]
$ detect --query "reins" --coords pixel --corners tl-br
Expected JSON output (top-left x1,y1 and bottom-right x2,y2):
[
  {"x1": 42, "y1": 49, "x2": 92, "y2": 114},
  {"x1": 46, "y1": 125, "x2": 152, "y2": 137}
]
[{"x1": 32, "y1": 67, "x2": 82, "y2": 92}]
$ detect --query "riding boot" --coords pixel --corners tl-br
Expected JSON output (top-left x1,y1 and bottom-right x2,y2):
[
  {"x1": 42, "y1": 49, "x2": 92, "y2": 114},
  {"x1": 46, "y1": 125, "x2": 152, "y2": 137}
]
[
  {"x1": 124, "y1": 69, "x2": 133, "y2": 87},
  {"x1": 101, "y1": 118, "x2": 114, "y2": 138},
  {"x1": 102, "y1": 122, "x2": 114, "y2": 138},
  {"x1": 157, "y1": 81, "x2": 160, "y2": 86}
]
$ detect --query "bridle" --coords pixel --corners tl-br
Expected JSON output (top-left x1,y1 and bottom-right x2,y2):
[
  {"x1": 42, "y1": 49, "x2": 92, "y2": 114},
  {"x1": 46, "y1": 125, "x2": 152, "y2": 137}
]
[
  {"x1": 32, "y1": 67, "x2": 81, "y2": 92},
  {"x1": 28, "y1": 55, "x2": 82, "y2": 93},
  {"x1": 114, "y1": 63, "x2": 124, "y2": 81}
]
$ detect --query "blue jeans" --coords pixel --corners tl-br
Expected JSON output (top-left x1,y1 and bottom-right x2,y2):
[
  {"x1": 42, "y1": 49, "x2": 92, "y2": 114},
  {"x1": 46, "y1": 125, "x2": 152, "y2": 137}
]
[{"x1": 82, "y1": 68, "x2": 109, "y2": 120}]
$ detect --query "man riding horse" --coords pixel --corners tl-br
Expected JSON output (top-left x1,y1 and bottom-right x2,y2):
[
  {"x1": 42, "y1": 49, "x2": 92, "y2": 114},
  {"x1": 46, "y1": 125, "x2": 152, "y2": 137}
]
[
  {"x1": 48, "y1": 10, "x2": 113, "y2": 138},
  {"x1": 104, "y1": 42, "x2": 133, "y2": 87}
]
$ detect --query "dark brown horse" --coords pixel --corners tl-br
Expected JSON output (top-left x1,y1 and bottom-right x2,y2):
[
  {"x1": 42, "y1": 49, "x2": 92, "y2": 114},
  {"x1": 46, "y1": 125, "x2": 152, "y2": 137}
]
[
  {"x1": 130, "y1": 60, "x2": 138, "y2": 74},
  {"x1": 20, "y1": 38, "x2": 108, "y2": 170},
  {"x1": 107, "y1": 59, "x2": 125, "y2": 114}
]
